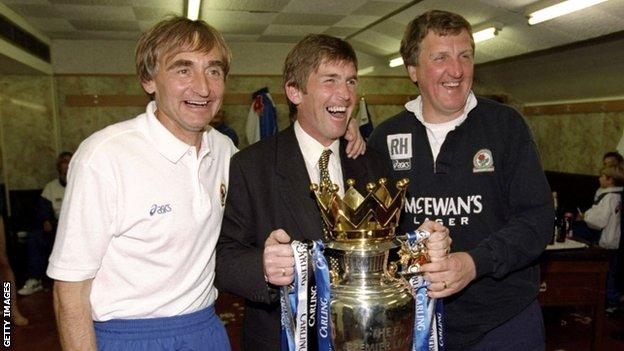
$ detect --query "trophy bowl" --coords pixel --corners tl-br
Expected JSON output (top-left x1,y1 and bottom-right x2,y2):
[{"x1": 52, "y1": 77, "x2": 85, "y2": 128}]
[{"x1": 309, "y1": 178, "x2": 427, "y2": 351}]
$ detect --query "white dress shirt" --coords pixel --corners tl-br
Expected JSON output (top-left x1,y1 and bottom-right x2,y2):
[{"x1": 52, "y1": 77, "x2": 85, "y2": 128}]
[{"x1": 293, "y1": 121, "x2": 345, "y2": 196}]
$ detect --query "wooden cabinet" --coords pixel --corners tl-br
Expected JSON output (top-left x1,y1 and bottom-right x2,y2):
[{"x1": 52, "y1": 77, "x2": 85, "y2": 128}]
[{"x1": 539, "y1": 247, "x2": 610, "y2": 350}]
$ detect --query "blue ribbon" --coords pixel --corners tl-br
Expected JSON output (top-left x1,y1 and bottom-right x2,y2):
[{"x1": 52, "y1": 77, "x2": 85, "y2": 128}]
[
  {"x1": 280, "y1": 240, "x2": 311, "y2": 351},
  {"x1": 280, "y1": 285, "x2": 296, "y2": 351},
  {"x1": 406, "y1": 229, "x2": 430, "y2": 248},
  {"x1": 435, "y1": 299, "x2": 445, "y2": 351},
  {"x1": 311, "y1": 240, "x2": 333, "y2": 351},
  {"x1": 405, "y1": 229, "x2": 444, "y2": 351},
  {"x1": 410, "y1": 275, "x2": 431, "y2": 351}
]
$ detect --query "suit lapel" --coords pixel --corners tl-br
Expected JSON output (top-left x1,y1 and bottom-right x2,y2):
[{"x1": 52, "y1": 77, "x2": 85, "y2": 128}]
[{"x1": 275, "y1": 127, "x2": 324, "y2": 241}]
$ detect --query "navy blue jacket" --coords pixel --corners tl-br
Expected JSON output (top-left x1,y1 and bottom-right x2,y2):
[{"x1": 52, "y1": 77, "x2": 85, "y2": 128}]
[{"x1": 369, "y1": 98, "x2": 552, "y2": 349}]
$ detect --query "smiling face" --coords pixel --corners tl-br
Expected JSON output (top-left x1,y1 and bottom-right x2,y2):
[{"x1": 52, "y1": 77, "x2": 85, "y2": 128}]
[
  {"x1": 287, "y1": 59, "x2": 357, "y2": 146},
  {"x1": 407, "y1": 29, "x2": 474, "y2": 123},
  {"x1": 141, "y1": 47, "x2": 225, "y2": 146}
]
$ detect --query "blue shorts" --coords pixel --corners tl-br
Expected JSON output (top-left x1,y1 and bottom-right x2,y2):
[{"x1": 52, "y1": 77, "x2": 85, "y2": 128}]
[{"x1": 94, "y1": 305, "x2": 231, "y2": 351}]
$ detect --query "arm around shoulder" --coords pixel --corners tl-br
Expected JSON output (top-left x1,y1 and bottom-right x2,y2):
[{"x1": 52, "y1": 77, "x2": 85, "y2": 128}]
[{"x1": 53, "y1": 279, "x2": 97, "y2": 351}]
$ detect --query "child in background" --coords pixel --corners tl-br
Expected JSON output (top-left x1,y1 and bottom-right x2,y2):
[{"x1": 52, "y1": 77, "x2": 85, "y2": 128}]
[
  {"x1": 581, "y1": 165, "x2": 624, "y2": 312},
  {"x1": 583, "y1": 166, "x2": 624, "y2": 249}
]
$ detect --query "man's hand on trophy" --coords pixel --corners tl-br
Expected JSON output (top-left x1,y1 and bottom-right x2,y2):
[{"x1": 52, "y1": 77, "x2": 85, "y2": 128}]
[
  {"x1": 344, "y1": 118, "x2": 366, "y2": 158},
  {"x1": 422, "y1": 252, "x2": 477, "y2": 298},
  {"x1": 421, "y1": 221, "x2": 451, "y2": 263},
  {"x1": 263, "y1": 229, "x2": 295, "y2": 286}
]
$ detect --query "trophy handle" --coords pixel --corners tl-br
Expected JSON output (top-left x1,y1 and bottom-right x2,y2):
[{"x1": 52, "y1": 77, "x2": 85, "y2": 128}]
[{"x1": 387, "y1": 235, "x2": 429, "y2": 291}]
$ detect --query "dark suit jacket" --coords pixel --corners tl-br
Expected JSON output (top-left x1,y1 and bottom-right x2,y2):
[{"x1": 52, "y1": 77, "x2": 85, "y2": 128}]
[{"x1": 215, "y1": 126, "x2": 388, "y2": 350}]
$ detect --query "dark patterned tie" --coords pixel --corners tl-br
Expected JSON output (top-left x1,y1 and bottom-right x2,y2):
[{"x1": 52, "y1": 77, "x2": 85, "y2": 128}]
[{"x1": 318, "y1": 149, "x2": 332, "y2": 186}]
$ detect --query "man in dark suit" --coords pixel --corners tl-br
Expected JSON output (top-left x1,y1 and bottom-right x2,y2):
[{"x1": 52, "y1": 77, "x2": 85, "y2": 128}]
[{"x1": 215, "y1": 34, "x2": 450, "y2": 350}]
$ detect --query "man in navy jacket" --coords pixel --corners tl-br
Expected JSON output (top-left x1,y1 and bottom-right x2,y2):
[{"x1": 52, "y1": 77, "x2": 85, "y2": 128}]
[{"x1": 369, "y1": 10, "x2": 552, "y2": 351}]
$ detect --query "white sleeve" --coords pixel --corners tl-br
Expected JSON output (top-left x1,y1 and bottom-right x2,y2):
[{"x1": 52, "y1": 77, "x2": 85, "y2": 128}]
[
  {"x1": 584, "y1": 194, "x2": 617, "y2": 230},
  {"x1": 41, "y1": 181, "x2": 54, "y2": 202},
  {"x1": 47, "y1": 159, "x2": 117, "y2": 282}
]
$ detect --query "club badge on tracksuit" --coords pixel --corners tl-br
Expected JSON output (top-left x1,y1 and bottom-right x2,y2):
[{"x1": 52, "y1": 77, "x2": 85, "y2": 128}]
[
  {"x1": 386, "y1": 133, "x2": 412, "y2": 171},
  {"x1": 473, "y1": 148, "x2": 495, "y2": 173}
]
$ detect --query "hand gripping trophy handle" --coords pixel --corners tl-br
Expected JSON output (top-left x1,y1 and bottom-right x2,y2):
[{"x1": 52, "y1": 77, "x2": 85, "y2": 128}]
[{"x1": 389, "y1": 231, "x2": 431, "y2": 286}]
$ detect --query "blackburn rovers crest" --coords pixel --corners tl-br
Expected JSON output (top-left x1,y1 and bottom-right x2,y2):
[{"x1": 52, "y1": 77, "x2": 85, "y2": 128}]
[{"x1": 473, "y1": 149, "x2": 495, "y2": 173}]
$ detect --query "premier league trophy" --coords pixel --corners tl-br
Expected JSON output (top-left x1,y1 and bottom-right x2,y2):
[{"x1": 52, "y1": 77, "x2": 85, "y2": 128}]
[{"x1": 281, "y1": 178, "x2": 442, "y2": 351}]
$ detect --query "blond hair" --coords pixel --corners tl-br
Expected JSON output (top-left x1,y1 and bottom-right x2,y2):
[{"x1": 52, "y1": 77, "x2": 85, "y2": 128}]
[
  {"x1": 135, "y1": 16, "x2": 231, "y2": 82},
  {"x1": 600, "y1": 166, "x2": 624, "y2": 186}
]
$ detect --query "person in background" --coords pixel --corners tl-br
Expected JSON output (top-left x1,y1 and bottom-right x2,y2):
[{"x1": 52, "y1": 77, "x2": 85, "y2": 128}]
[
  {"x1": 47, "y1": 17, "x2": 236, "y2": 351},
  {"x1": 18, "y1": 151, "x2": 72, "y2": 296},
  {"x1": 368, "y1": 10, "x2": 552, "y2": 351},
  {"x1": 581, "y1": 165, "x2": 623, "y2": 313},
  {"x1": 582, "y1": 166, "x2": 624, "y2": 249},
  {"x1": 604, "y1": 151, "x2": 624, "y2": 168},
  {"x1": 210, "y1": 110, "x2": 239, "y2": 147},
  {"x1": 215, "y1": 33, "x2": 451, "y2": 349}
]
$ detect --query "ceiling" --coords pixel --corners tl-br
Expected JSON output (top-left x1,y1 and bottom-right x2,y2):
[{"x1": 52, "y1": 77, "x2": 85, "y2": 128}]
[{"x1": 2, "y1": 0, "x2": 624, "y2": 66}]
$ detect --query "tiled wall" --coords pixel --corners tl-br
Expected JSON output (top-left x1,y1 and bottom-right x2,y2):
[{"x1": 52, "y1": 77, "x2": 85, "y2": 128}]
[
  {"x1": 55, "y1": 75, "x2": 145, "y2": 153},
  {"x1": 0, "y1": 75, "x2": 57, "y2": 190},
  {"x1": 1, "y1": 73, "x2": 621, "y2": 192},
  {"x1": 54, "y1": 74, "x2": 416, "y2": 151},
  {"x1": 525, "y1": 112, "x2": 624, "y2": 176}
]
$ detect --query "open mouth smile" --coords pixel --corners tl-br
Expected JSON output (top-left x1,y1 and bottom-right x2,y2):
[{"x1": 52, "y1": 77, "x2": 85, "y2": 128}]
[
  {"x1": 184, "y1": 100, "x2": 209, "y2": 107},
  {"x1": 326, "y1": 105, "x2": 347, "y2": 118}
]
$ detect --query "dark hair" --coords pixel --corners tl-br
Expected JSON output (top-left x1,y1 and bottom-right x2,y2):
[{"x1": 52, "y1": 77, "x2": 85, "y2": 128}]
[
  {"x1": 400, "y1": 10, "x2": 474, "y2": 67},
  {"x1": 603, "y1": 151, "x2": 624, "y2": 164},
  {"x1": 57, "y1": 151, "x2": 72, "y2": 171},
  {"x1": 135, "y1": 16, "x2": 231, "y2": 82},
  {"x1": 283, "y1": 34, "x2": 357, "y2": 113}
]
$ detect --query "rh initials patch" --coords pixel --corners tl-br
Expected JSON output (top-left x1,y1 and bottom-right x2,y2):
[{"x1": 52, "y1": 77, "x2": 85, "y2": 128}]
[{"x1": 387, "y1": 133, "x2": 412, "y2": 171}]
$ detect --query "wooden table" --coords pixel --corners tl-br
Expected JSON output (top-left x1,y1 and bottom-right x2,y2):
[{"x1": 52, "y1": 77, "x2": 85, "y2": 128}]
[{"x1": 538, "y1": 242, "x2": 610, "y2": 350}]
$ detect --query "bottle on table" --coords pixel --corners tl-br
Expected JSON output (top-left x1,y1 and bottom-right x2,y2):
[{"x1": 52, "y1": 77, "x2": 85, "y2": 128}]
[
  {"x1": 553, "y1": 192, "x2": 566, "y2": 243},
  {"x1": 563, "y1": 212, "x2": 573, "y2": 238}
]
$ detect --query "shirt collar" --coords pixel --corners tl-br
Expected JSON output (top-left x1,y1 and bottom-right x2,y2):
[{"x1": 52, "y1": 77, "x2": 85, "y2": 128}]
[
  {"x1": 597, "y1": 186, "x2": 624, "y2": 194},
  {"x1": 406, "y1": 91, "x2": 477, "y2": 127},
  {"x1": 144, "y1": 101, "x2": 210, "y2": 163},
  {"x1": 294, "y1": 120, "x2": 340, "y2": 167}
]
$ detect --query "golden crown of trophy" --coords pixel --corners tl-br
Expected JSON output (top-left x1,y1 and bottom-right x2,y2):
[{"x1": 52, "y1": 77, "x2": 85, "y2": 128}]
[{"x1": 309, "y1": 178, "x2": 429, "y2": 351}]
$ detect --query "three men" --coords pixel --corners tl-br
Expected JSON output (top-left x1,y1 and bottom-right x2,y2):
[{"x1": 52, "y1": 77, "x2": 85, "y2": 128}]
[
  {"x1": 369, "y1": 10, "x2": 552, "y2": 351},
  {"x1": 48, "y1": 8, "x2": 551, "y2": 351}
]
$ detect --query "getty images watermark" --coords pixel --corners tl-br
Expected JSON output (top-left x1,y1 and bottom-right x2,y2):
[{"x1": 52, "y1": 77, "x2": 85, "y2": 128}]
[{"x1": 3, "y1": 281, "x2": 11, "y2": 348}]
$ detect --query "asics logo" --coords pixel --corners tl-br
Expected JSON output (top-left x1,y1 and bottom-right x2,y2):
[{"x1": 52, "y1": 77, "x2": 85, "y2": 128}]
[{"x1": 150, "y1": 204, "x2": 172, "y2": 216}]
